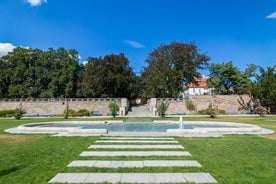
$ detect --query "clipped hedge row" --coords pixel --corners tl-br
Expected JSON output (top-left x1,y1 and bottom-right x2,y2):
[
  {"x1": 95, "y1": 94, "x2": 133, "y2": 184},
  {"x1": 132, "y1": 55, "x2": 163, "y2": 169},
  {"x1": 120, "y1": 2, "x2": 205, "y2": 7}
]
[{"x1": 0, "y1": 109, "x2": 16, "y2": 117}]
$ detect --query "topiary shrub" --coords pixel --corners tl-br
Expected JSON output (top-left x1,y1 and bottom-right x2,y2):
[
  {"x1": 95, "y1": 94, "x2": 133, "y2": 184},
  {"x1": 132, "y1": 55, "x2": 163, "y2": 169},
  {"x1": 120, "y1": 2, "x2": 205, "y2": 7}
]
[
  {"x1": 157, "y1": 102, "x2": 169, "y2": 118},
  {"x1": 109, "y1": 103, "x2": 119, "y2": 117},
  {"x1": 77, "y1": 109, "x2": 90, "y2": 116}
]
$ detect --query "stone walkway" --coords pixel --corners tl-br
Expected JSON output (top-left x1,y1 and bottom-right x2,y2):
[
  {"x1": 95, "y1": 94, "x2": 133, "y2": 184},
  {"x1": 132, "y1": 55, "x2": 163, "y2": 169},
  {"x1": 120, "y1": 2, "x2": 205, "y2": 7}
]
[
  {"x1": 49, "y1": 137, "x2": 217, "y2": 183},
  {"x1": 89, "y1": 144, "x2": 184, "y2": 149}
]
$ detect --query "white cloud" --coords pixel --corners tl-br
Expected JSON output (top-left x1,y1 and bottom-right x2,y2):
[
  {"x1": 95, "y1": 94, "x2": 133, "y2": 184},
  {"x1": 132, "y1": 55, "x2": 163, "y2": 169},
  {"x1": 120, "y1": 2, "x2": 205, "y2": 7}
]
[
  {"x1": 27, "y1": 0, "x2": 47, "y2": 7},
  {"x1": 0, "y1": 43, "x2": 16, "y2": 57},
  {"x1": 124, "y1": 40, "x2": 145, "y2": 48},
  {"x1": 266, "y1": 12, "x2": 276, "y2": 19}
]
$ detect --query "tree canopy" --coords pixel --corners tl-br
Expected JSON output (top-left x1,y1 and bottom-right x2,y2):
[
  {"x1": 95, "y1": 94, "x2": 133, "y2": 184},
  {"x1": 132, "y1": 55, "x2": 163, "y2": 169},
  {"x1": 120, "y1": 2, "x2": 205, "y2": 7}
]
[
  {"x1": 250, "y1": 65, "x2": 276, "y2": 107},
  {"x1": 141, "y1": 41, "x2": 210, "y2": 98},
  {"x1": 208, "y1": 61, "x2": 256, "y2": 95},
  {"x1": 81, "y1": 53, "x2": 137, "y2": 98}
]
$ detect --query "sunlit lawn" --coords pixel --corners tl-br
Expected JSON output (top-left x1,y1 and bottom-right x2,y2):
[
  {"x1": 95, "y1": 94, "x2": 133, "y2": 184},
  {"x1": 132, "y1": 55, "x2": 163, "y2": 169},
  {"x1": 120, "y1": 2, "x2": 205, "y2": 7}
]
[{"x1": 0, "y1": 116, "x2": 275, "y2": 183}]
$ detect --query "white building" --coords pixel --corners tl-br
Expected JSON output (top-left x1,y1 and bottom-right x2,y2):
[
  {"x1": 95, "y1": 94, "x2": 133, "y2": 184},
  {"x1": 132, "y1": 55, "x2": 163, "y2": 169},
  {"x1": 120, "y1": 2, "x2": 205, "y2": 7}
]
[{"x1": 182, "y1": 77, "x2": 214, "y2": 95}]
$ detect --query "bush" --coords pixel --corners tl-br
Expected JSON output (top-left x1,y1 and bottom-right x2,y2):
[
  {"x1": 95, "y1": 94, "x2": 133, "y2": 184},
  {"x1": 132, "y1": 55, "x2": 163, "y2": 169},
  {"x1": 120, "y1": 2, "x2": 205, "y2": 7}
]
[
  {"x1": 77, "y1": 109, "x2": 90, "y2": 116},
  {"x1": 185, "y1": 99, "x2": 197, "y2": 111},
  {"x1": 217, "y1": 109, "x2": 226, "y2": 115},
  {"x1": 255, "y1": 106, "x2": 269, "y2": 116},
  {"x1": 207, "y1": 104, "x2": 218, "y2": 118},
  {"x1": 197, "y1": 109, "x2": 209, "y2": 115},
  {"x1": 157, "y1": 102, "x2": 169, "y2": 117},
  {"x1": 14, "y1": 108, "x2": 26, "y2": 120},
  {"x1": 0, "y1": 109, "x2": 16, "y2": 117},
  {"x1": 64, "y1": 109, "x2": 78, "y2": 117},
  {"x1": 109, "y1": 103, "x2": 119, "y2": 117}
]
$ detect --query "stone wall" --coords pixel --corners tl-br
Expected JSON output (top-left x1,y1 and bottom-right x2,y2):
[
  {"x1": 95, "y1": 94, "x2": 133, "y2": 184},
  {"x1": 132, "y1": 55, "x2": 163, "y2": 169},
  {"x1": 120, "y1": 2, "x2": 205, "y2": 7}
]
[
  {"x1": 149, "y1": 95, "x2": 250, "y2": 115},
  {"x1": 0, "y1": 98, "x2": 128, "y2": 116}
]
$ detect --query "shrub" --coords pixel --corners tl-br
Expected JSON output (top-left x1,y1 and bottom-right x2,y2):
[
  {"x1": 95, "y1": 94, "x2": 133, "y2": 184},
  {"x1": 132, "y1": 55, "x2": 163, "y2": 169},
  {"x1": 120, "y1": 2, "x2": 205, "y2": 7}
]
[
  {"x1": 197, "y1": 109, "x2": 209, "y2": 115},
  {"x1": 207, "y1": 104, "x2": 218, "y2": 118},
  {"x1": 0, "y1": 109, "x2": 16, "y2": 117},
  {"x1": 157, "y1": 102, "x2": 169, "y2": 117},
  {"x1": 217, "y1": 109, "x2": 226, "y2": 115},
  {"x1": 109, "y1": 103, "x2": 119, "y2": 117},
  {"x1": 255, "y1": 106, "x2": 269, "y2": 116},
  {"x1": 185, "y1": 99, "x2": 197, "y2": 111},
  {"x1": 77, "y1": 109, "x2": 90, "y2": 116},
  {"x1": 14, "y1": 108, "x2": 26, "y2": 120},
  {"x1": 64, "y1": 109, "x2": 78, "y2": 117}
]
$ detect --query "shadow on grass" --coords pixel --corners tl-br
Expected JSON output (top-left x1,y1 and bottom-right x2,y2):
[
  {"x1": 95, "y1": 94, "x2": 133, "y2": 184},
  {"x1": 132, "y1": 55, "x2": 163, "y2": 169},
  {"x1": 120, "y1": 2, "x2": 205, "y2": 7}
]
[{"x1": 0, "y1": 165, "x2": 25, "y2": 177}]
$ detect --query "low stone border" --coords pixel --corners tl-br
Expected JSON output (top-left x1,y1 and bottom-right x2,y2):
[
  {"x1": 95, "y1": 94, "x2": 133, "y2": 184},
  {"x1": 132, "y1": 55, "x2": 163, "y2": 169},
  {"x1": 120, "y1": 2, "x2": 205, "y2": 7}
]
[{"x1": 4, "y1": 120, "x2": 274, "y2": 136}]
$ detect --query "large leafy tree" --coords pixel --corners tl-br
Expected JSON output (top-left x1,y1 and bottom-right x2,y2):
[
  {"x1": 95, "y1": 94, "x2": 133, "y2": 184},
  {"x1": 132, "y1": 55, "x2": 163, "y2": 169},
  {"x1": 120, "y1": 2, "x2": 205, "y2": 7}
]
[
  {"x1": 141, "y1": 41, "x2": 210, "y2": 98},
  {"x1": 0, "y1": 47, "x2": 80, "y2": 98},
  {"x1": 251, "y1": 66, "x2": 276, "y2": 107},
  {"x1": 81, "y1": 53, "x2": 136, "y2": 98},
  {"x1": 208, "y1": 61, "x2": 256, "y2": 95}
]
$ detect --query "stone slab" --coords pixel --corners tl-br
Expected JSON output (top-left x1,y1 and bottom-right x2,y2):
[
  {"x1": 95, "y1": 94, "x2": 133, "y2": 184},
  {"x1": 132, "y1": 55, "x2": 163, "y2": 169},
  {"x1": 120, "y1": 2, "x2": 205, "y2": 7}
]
[
  {"x1": 89, "y1": 144, "x2": 184, "y2": 149},
  {"x1": 100, "y1": 137, "x2": 175, "y2": 140},
  {"x1": 68, "y1": 160, "x2": 201, "y2": 168},
  {"x1": 80, "y1": 151, "x2": 191, "y2": 157},
  {"x1": 49, "y1": 173, "x2": 217, "y2": 183},
  {"x1": 95, "y1": 140, "x2": 178, "y2": 143}
]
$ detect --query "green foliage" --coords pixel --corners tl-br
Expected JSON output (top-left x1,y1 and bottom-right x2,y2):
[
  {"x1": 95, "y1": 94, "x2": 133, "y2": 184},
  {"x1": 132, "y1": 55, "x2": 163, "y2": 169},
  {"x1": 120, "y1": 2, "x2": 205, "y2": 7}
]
[
  {"x1": 14, "y1": 108, "x2": 26, "y2": 120},
  {"x1": 207, "y1": 104, "x2": 218, "y2": 118},
  {"x1": 255, "y1": 106, "x2": 269, "y2": 117},
  {"x1": 157, "y1": 102, "x2": 169, "y2": 117},
  {"x1": 251, "y1": 66, "x2": 276, "y2": 108},
  {"x1": 0, "y1": 47, "x2": 80, "y2": 98},
  {"x1": 197, "y1": 109, "x2": 209, "y2": 115},
  {"x1": 141, "y1": 41, "x2": 210, "y2": 98},
  {"x1": 208, "y1": 61, "x2": 256, "y2": 95},
  {"x1": 0, "y1": 109, "x2": 16, "y2": 117},
  {"x1": 108, "y1": 103, "x2": 119, "y2": 117},
  {"x1": 185, "y1": 99, "x2": 197, "y2": 111},
  {"x1": 64, "y1": 109, "x2": 78, "y2": 117},
  {"x1": 77, "y1": 109, "x2": 91, "y2": 116},
  {"x1": 81, "y1": 54, "x2": 137, "y2": 98},
  {"x1": 217, "y1": 109, "x2": 226, "y2": 115}
]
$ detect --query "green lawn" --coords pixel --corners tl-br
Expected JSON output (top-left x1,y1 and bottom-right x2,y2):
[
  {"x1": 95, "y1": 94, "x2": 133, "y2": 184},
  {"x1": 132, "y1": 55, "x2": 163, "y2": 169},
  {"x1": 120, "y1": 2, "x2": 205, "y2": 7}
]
[{"x1": 0, "y1": 116, "x2": 275, "y2": 184}]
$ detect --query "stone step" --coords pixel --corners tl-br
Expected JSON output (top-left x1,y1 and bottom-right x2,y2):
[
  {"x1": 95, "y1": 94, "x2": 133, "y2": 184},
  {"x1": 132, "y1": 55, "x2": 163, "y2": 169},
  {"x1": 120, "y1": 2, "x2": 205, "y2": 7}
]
[
  {"x1": 95, "y1": 140, "x2": 178, "y2": 143},
  {"x1": 68, "y1": 160, "x2": 201, "y2": 168},
  {"x1": 49, "y1": 173, "x2": 217, "y2": 183},
  {"x1": 100, "y1": 137, "x2": 175, "y2": 140},
  {"x1": 89, "y1": 144, "x2": 184, "y2": 149},
  {"x1": 80, "y1": 151, "x2": 191, "y2": 157}
]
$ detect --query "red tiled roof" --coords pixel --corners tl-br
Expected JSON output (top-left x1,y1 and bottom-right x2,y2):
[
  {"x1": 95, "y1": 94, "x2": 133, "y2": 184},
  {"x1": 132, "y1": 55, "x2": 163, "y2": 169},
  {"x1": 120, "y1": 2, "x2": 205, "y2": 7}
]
[{"x1": 183, "y1": 77, "x2": 208, "y2": 89}]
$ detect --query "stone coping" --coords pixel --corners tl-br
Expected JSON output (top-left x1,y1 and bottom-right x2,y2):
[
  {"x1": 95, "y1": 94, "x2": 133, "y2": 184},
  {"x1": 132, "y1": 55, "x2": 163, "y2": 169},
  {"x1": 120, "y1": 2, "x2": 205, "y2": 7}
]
[{"x1": 4, "y1": 121, "x2": 274, "y2": 136}]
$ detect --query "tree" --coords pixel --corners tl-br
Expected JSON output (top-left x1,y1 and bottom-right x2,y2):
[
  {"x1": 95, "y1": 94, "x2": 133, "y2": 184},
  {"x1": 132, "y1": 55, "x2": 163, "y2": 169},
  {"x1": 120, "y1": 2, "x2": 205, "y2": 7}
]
[
  {"x1": 208, "y1": 61, "x2": 256, "y2": 95},
  {"x1": 81, "y1": 53, "x2": 136, "y2": 98},
  {"x1": 141, "y1": 41, "x2": 210, "y2": 98},
  {"x1": 251, "y1": 66, "x2": 276, "y2": 107},
  {"x1": 0, "y1": 47, "x2": 80, "y2": 98}
]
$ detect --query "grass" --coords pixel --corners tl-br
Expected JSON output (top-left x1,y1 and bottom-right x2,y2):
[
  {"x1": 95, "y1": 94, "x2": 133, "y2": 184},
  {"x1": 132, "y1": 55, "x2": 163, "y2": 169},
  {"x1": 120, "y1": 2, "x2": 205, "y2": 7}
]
[{"x1": 0, "y1": 116, "x2": 275, "y2": 183}]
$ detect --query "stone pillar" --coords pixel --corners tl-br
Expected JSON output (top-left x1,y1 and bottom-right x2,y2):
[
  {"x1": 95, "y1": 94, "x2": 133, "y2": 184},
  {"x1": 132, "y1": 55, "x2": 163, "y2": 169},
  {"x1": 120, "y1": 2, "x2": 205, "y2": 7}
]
[{"x1": 120, "y1": 98, "x2": 128, "y2": 116}]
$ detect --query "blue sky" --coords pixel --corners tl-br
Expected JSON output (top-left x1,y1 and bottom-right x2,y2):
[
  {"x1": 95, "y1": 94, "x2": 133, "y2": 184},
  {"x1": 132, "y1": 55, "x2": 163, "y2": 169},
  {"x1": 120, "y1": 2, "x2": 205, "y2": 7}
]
[{"x1": 0, "y1": 0, "x2": 276, "y2": 75}]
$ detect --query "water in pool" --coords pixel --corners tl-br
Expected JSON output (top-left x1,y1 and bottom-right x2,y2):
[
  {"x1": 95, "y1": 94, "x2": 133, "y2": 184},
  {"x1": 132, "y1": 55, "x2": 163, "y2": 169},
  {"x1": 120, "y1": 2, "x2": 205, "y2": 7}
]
[{"x1": 37, "y1": 123, "x2": 233, "y2": 132}]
